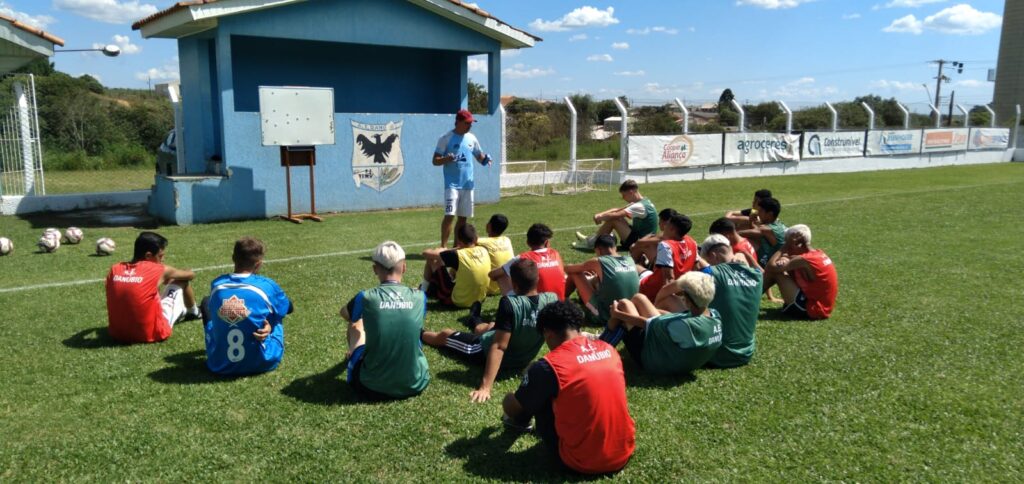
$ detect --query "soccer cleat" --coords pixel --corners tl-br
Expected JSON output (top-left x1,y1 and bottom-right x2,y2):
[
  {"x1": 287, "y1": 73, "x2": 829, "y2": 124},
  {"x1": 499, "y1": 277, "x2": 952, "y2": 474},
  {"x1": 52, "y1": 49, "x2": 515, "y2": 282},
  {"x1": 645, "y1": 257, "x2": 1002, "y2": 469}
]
[
  {"x1": 575, "y1": 231, "x2": 587, "y2": 241},
  {"x1": 502, "y1": 414, "x2": 533, "y2": 433}
]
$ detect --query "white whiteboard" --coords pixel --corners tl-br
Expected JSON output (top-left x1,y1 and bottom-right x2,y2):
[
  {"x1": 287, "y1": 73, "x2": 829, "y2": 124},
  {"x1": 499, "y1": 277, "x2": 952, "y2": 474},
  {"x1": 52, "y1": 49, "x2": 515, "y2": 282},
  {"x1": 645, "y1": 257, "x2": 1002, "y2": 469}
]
[{"x1": 258, "y1": 86, "x2": 335, "y2": 146}]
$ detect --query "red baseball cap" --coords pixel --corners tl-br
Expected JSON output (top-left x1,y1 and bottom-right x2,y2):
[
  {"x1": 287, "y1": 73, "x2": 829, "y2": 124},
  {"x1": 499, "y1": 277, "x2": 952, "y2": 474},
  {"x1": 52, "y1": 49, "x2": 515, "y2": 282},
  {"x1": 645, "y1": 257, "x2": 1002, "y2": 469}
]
[{"x1": 456, "y1": 109, "x2": 476, "y2": 123}]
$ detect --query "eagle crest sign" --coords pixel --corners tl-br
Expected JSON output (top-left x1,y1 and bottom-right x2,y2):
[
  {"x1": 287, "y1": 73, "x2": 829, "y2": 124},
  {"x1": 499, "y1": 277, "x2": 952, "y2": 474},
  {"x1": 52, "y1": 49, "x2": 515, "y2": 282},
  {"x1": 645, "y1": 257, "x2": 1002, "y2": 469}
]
[{"x1": 351, "y1": 120, "x2": 404, "y2": 192}]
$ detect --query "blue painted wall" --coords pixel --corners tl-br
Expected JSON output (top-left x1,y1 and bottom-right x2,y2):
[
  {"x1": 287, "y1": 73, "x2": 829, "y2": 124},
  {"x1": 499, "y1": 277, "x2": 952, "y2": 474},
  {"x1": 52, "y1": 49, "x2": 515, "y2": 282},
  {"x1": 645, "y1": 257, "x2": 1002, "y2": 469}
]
[{"x1": 151, "y1": 0, "x2": 510, "y2": 224}]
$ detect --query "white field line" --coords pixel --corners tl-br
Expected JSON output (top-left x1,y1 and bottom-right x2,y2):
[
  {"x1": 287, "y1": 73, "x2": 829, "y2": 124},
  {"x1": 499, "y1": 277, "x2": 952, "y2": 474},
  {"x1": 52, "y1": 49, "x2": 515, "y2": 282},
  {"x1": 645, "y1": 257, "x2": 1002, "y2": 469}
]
[{"x1": 1, "y1": 180, "x2": 1019, "y2": 295}]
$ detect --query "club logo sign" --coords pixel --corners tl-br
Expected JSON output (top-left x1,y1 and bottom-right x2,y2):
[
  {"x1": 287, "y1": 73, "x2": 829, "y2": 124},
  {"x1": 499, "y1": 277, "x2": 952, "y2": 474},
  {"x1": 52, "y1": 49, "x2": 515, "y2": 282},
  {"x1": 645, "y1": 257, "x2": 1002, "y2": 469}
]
[
  {"x1": 351, "y1": 120, "x2": 404, "y2": 192},
  {"x1": 807, "y1": 134, "x2": 822, "y2": 156},
  {"x1": 218, "y1": 295, "x2": 251, "y2": 325},
  {"x1": 660, "y1": 135, "x2": 693, "y2": 166}
]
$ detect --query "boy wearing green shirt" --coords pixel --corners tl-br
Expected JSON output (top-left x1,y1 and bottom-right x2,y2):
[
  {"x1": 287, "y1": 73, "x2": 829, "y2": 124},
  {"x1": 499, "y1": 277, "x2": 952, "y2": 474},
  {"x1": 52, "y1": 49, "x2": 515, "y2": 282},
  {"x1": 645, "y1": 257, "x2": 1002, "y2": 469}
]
[
  {"x1": 574, "y1": 179, "x2": 657, "y2": 251},
  {"x1": 422, "y1": 259, "x2": 557, "y2": 403},
  {"x1": 566, "y1": 235, "x2": 640, "y2": 328},
  {"x1": 341, "y1": 241, "x2": 430, "y2": 400}
]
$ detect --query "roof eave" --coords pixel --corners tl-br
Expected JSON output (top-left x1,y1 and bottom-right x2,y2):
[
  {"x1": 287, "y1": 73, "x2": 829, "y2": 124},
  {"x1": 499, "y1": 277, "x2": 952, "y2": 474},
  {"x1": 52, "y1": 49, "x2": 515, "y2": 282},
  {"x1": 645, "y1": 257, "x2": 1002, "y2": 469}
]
[{"x1": 411, "y1": 0, "x2": 539, "y2": 49}]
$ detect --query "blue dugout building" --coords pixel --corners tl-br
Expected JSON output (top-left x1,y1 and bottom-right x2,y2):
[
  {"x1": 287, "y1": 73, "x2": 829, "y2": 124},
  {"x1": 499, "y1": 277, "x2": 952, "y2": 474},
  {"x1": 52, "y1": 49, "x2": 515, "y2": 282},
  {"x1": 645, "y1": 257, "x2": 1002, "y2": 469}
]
[{"x1": 133, "y1": 0, "x2": 538, "y2": 224}]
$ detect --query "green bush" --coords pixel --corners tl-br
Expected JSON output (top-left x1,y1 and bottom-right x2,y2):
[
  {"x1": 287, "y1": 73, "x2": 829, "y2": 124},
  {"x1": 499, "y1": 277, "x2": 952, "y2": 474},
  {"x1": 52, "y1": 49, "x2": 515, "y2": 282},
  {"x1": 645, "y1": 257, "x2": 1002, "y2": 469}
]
[
  {"x1": 106, "y1": 143, "x2": 153, "y2": 167},
  {"x1": 43, "y1": 149, "x2": 102, "y2": 171}
]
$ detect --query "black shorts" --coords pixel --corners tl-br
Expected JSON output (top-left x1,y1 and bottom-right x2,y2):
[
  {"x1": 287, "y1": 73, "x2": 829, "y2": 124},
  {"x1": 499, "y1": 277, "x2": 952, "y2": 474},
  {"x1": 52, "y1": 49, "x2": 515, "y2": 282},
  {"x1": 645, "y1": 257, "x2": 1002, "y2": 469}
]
[
  {"x1": 427, "y1": 267, "x2": 456, "y2": 306},
  {"x1": 442, "y1": 331, "x2": 486, "y2": 364},
  {"x1": 782, "y1": 290, "x2": 810, "y2": 319},
  {"x1": 346, "y1": 346, "x2": 394, "y2": 401},
  {"x1": 619, "y1": 230, "x2": 642, "y2": 251},
  {"x1": 622, "y1": 326, "x2": 646, "y2": 368}
]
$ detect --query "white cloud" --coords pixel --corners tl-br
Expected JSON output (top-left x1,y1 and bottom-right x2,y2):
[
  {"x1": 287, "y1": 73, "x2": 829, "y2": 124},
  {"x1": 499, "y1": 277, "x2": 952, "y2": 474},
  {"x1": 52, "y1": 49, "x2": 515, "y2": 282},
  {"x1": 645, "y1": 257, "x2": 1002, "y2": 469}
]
[
  {"x1": 883, "y1": 14, "x2": 924, "y2": 33},
  {"x1": 626, "y1": 26, "x2": 679, "y2": 35},
  {"x1": 774, "y1": 77, "x2": 839, "y2": 99},
  {"x1": 529, "y1": 6, "x2": 619, "y2": 32},
  {"x1": 954, "y1": 79, "x2": 986, "y2": 88},
  {"x1": 882, "y1": 0, "x2": 946, "y2": 7},
  {"x1": 569, "y1": 33, "x2": 588, "y2": 41},
  {"x1": 792, "y1": 77, "x2": 815, "y2": 86},
  {"x1": 614, "y1": 70, "x2": 645, "y2": 77},
  {"x1": 0, "y1": 3, "x2": 56, "y2": 28},
  {"x1": 135, "y1": 59, "x2": 179, "y2": 82},
  {"x1": 93, "y1": 34, "x2": 141, "y2": 55},
  {"x1": 586, "y1": 54, "x2": 614, "y2": 62},
  {"x1": 735, "y1": 0, "x2": 815, "y2": 9},
  {"x1": 644, "y1": 83, "x2": 671, "y2": 94},
  {"x1": 54, "y1": 0, "x2": 158, "y2": 25},
  {"x1": 611, "y1": 42, "x2": 629, "y2": 50},
  {"x1": 842, "y1": 13, "x2": 861, "y2": 19},
  {"x1": 467, "y1": 58, "x2": 488, "y2": 74},
  {"x1": 869, "y1": 79, "x2": 919, "y2": 90},
  {"x1": 884, "y1": 4, "x2": 1001, "y2": 35},
  {"x1": 502, "y1": 64, "x2": 555, "y2": 79}
]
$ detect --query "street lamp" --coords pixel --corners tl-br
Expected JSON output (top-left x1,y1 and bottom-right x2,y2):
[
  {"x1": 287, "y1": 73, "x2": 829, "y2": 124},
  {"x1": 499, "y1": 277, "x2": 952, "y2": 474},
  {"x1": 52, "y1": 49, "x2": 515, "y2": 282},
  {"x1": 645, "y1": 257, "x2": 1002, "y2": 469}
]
[{"x1": 54, "y1": 45, "x2": 121, "y2": 57}]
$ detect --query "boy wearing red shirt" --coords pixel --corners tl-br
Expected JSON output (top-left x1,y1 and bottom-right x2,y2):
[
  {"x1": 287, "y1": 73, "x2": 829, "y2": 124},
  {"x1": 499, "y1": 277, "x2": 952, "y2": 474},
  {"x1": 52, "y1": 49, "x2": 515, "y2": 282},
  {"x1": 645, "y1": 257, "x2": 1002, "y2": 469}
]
[
  {"x1": 767, "y1": 224, "x2": 838, "y2": 319},
  {"x1": 490, "y1": 223, "x2": 566, "y2": 301},
  {"x1": 106, "y1": 232, "x2": 200, "y2": 344},
  {"x1": 502, "y1": 301, "x2": 635, "y2": 475},
  {"x1": 636, "y1": 213, "x2": 697, "y2": 301}
]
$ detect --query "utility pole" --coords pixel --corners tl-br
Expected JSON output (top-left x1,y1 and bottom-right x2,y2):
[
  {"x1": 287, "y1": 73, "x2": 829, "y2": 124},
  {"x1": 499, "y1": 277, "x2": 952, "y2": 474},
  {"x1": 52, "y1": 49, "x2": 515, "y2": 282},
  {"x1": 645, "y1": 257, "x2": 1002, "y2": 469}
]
[
  {"x1": 932, "y1": 59, "x2": 964, "y2": 126},
  {"x1": 933, "y1": 59, "x2": 946, "y2": 112}
]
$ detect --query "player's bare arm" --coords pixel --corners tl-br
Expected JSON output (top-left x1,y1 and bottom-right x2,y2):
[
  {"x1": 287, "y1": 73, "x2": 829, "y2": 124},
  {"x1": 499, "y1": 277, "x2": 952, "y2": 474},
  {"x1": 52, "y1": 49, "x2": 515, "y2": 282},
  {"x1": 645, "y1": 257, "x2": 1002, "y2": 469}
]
[
  {"x1": 565, "y1": 259, "x2": 600, "y2": 276},
  {"x1": 472, "y1": 330, "x2": 511, "y2": 403},
  {"x1": 162, "y1": 265, "x2": 195, "y2": 283},
  {"x1": 432, "y1": 152, "x2": 454, "y2": 166}
]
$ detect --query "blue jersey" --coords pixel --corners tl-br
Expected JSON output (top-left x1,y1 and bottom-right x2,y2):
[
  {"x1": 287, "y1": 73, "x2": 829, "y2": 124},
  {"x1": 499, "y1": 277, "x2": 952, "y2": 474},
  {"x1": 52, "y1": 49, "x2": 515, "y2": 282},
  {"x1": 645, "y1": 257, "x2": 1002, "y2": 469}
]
[
  {"x1": 205, "y1": 273, "x2": 292, "y2": 376},
  {"x1": 435, "y1": 130, "x2": 483, "y2": 190}
]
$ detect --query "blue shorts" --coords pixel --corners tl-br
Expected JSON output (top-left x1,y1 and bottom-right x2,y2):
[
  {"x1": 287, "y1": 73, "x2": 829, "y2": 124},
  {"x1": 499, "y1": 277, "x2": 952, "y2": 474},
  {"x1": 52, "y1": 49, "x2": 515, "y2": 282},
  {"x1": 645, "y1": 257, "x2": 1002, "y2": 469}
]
[
  {"x1": 346, "y1": 345, "x2": 390, "y2": 400},
  {"x1": 782, "y1": 290, "x2": 809, "y2": 319}
]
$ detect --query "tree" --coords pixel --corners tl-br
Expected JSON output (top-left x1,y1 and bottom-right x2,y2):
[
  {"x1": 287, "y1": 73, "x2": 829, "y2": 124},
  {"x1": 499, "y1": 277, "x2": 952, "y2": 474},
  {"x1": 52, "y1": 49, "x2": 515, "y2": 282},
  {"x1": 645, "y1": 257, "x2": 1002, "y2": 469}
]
[
  {"x1": 718, "y1": 88, "x2": 738, "y2": 127},
  {"x1": 468, "y1": 81, "x2": 488, "y2": 114}
]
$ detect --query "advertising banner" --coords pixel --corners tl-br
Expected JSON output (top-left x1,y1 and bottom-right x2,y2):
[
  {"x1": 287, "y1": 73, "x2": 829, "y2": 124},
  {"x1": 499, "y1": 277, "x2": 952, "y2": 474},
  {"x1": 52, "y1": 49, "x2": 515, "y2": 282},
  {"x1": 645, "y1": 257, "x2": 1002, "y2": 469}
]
[
  {"x1": 921, "y1": 128, "x2": 969, "y2": 153},
  {"x1": 723, "y1": 133, "x2": 799, "y2": 164},
  {"x1": 801, "y1": 131, "x2": 866, "y2": 159},
  {"x1": 967, "y1": 128, "x2": 1010, "y2": 150},
  {"x1": 865, "y1": 129, "x2": 922, "y2": 156},
  {"x1": 628, "y1": 134, "x2": 723, "y2": 169}
]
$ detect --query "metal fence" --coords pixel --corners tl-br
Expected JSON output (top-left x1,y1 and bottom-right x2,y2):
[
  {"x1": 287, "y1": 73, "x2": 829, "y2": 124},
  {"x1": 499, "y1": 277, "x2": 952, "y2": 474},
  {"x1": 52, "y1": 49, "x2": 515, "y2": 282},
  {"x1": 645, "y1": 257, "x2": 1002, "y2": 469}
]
[{"x1": 0, "y1": 74, "x2": 44, "y2": 197}]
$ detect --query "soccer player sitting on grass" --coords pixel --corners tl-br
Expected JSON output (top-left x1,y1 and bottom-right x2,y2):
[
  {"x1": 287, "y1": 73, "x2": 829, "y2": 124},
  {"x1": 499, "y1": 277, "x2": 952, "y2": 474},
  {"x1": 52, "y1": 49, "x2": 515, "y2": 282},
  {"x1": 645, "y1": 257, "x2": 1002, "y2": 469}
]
[
  {"x1": 502, "y1": 301, "x2": 636, "y2": 475},
  {"x1": 490, "y1": 223, "x2": 565, "y2": 301},
  {"x1": 204, "y1": 237, "x2": 293, "y2": 376},
  {"x1": 421, "y1": 259, "x2": 557, "y2": 403},
  {"x1": 606, "y1": 272, "x2": 722, "y2": 375},
  {"x1": 564, "y1": 234, "x2": 639, "y2": 332},
  {"x1": 421, "y1": 223, "x2": 491, "y2": 324},
  {"x1": 724, "y1": 188, "x2": 772, "y2": 231},
  {"x1": 475, "y1": 214, "x2": 515, "y2": 296},
  {"x1": 738, "y1": 196, "x2": 786, "y2": 269},
  {"x1": 341, "y1": 241, "x2": 430, "y2": 400},
  {"x1": 105, "y1": 231, "x2": 201, "y2": 344},
  {"x1": 636, "y1": 212, "x2": 698, "y2": 301},
  {"x1": 765, "y1": 224, "x2": 838, "y2": 320},
  {"x1": 573, "y1": 179, "x2": 657, "y2": 251},
  {"x1": 711, "y1": 216, "x2": 780, "y2": 303},
  {"x1": 628, "y1": 207, "x2": 678, "y2": 263},
  {"x1": 683, "y1": 235, "x2": 763, "y2": 368}
]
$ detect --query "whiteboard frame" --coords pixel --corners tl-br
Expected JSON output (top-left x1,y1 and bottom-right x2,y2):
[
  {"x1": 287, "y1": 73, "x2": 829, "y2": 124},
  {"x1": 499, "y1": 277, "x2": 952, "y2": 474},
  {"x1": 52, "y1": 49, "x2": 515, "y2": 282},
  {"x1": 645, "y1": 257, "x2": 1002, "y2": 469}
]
[{"x1": 258, "y1": 86, "x2": 335, "y2": 146}]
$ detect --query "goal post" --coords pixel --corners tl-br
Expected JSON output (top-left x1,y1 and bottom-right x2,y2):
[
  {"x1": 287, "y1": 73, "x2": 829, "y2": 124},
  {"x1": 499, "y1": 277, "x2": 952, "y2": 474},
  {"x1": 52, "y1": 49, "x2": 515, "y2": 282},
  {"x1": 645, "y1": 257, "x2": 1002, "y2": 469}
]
[
  {"x1": 500, "y1": 160, "x2": 547, "y2": 197},
  {"x1": 552, "y1": 157, "x2": 614, "y2": 195}
]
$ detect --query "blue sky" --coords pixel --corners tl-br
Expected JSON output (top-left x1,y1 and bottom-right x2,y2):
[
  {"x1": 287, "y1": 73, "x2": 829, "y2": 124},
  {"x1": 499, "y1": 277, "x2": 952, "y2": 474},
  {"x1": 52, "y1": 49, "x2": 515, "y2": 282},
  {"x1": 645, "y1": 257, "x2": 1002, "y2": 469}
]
[{"x1": 1, "y1": 0, "x2": 1006, "y2": 108}]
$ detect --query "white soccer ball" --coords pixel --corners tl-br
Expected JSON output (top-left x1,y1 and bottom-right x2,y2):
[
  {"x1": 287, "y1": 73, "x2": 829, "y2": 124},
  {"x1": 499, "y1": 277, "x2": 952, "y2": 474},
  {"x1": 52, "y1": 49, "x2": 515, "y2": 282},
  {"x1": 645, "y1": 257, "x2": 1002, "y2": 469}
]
[
  {"x1": 38, "y1": 233, "x2": 60, "y2": 253},
  {"x1": 64, "y1": 227, "x2": 84, "y2": 244},
  {"x1": 0, "y1": 237, "x2": 12, "y2": 256},
  {"x1": 44, "y1": 227, "x2": 61, "y2": 240},
  {"x1": 96, "y1": 237, "x2": 116, "y2": 256}
]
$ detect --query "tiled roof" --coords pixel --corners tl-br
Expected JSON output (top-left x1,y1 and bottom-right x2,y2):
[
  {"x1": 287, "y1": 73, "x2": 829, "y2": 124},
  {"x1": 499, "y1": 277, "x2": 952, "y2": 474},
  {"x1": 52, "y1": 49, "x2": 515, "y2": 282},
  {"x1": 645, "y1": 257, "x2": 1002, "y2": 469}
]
[
  {"x1": 0, "y1": 14, "x2": 65, "y2": 46},
  {"x1": 132, "y1": 0, "x2": 541, "y2": 41}
]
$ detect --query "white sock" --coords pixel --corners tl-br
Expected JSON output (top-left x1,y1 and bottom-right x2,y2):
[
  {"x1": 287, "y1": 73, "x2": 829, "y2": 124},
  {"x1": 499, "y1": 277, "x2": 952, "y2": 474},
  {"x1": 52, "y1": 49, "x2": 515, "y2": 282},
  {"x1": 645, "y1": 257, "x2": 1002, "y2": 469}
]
[
  {"x1": 188, "y1": 305, "x2": 201, "y2": 316},
  {"x1": 419, "y1": 279, "x2": 430, "y2": 293}
]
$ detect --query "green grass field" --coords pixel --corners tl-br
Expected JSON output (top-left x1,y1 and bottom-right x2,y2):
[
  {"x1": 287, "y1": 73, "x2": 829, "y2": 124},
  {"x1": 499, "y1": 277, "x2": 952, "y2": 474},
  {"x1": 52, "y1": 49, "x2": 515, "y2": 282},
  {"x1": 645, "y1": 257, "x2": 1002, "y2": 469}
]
[{"x1": 1, "y1": 163, "x2": 1022, "y2": 481}]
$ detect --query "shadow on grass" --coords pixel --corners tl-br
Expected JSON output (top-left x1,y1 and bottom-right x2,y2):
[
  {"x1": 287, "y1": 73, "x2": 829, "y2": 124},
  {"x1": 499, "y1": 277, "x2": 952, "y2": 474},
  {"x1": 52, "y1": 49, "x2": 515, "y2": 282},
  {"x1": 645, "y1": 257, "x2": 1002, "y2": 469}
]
[
  {"x1": 18, "y1": 206, "x2": 158, "y2": 229},
  {"x1": 445, "y1": 426, "x2": 599, "y2": 482},
  {"x1": 435, "y1": 365, "x2": 525, "y2": 388},
  {"x1": 281, "y1": 362, "x2": 391, "y2": 406},
  {"x1": 62, "y1": 326, "x2": 122, "y2": 349},
  {"x1": 618, "y1": 350, "x2": 699, "y2": 389},
  {"x1": 148, "y1": 350, "x2": 224, "y2": 385}
]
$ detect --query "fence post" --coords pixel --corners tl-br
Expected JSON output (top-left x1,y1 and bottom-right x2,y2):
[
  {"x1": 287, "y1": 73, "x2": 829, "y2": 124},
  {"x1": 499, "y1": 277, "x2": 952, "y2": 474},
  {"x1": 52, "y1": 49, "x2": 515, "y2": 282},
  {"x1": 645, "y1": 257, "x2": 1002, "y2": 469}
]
[
  {"x1": 929, "y1": 104, "x2": 942, "y2": 128},
  {"x1": 1015, "y1": 105, "x2": 1021, "y2": 148},
  {"x1": 499, "y1": 104, "x2": 507, "y2": 175},
  {"x1": 897, "y1": 103, "x2": 910, "y2": 129},
  {"x1": 825, "y1": 102, "x2": 838, "y2": 132},
  {"x1": 776, "y1": 100, "x2": 793, "y2": 134},
  {"x1": 13, "y1": 81, "x2": 35, "y2": 196},
  {"x1": 982, "y1": 104, "x2": 996, "y2": 128},
  {"x1": 956, "y1": 104, "x2": 969, "y2": 128},
  {"x1": 674, "y1": 98, "x2": 689, "y2": 134},
  {"x1": 730, "y1": 99, "x2": 745, "y2": 133},
  {"x1": 564, "y1": 96, "x2": 577, "y2": 173},
  {"x1": 614, "y1": 96, "x2": 628, "y2": 173},
  {"x1": 861, "y1": 102, "x2": 875, "y2": 130}
]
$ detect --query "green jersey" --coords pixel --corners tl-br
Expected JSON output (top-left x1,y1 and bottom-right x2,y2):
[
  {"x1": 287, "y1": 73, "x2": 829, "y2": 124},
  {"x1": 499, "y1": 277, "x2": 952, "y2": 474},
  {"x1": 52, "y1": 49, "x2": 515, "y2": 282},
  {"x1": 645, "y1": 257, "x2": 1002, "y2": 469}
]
[
  {"x1": 758, "y1": 220, "x2": 787, "y2": 266},
  {"x1": 480, "y1": 292, "x2": 558, "y2": 369},
  {"x1": 591, "y1": 255, "x2": 640, "y2": 324},
  {"x1": 707, "y1": 263, "x2": 763, "y2": 368},
  {"x1": 640, "y1": 309, "x2": 722, "y2": 375},
  {"x1": 630, "y1": 198, "x2": 658, "y2": 238},
  {"x1": 350, "y1": 283, "x2": 430, "y2": 397}
]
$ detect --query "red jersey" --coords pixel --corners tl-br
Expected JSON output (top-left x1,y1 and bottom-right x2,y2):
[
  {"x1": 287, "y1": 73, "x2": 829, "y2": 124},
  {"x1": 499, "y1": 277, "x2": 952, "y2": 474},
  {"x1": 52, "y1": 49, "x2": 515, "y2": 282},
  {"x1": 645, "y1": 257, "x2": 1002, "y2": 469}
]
[
  {"x1": 733, "y1": 237, "x2": 758, "y2": 266},
  {"x1": 794, "y1": 249, "x2": 838, "y2": 319},
  {"x1": 105, "y1": 261, "x2": 170, "y2": 343},
  {"x1": 639, "y1": 235, "x2": 697, "y2": 300},
  {"x1": 519, "y1": 248, "x2": 566, "y2": 300},
  {"x1": 544, "y1": 336, "x2": 635, "y2": 474}
]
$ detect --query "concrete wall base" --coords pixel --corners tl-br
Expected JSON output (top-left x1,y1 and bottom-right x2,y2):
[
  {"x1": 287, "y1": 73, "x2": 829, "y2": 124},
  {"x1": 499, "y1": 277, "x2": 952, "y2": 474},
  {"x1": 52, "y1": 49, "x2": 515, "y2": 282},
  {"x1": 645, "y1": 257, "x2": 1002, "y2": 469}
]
[{"x1": 1, "y1": 190, "x2": 150, "y2": 216}]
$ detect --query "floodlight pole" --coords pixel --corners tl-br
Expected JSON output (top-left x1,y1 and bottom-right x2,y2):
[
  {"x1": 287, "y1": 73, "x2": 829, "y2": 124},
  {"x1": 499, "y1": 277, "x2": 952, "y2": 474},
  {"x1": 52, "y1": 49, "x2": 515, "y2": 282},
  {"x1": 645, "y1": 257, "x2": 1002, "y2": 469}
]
[
  {"x1": 861, "y1": 102, "x2": 875, "y2": 130},
  {"x1": 897, "y1": 103, "x2": 911, "y2": 129},
  {"x1": 565, "y1": 96, "x2": 577, "y2": 173},
  {"x1": 825, "y1": 102, "x2": 838, "y2": 132},
  {"x1": 674, "y1": 98, "x2": 689, "y2": 134},
  {"x1": 981, "y1": 104, "x2": 996, "y2": 128},
  {"x1": 776, "y1": 100, "x2": 793, "y2": 134},
  {"x1": 928, "y1": 104, "x2": 942, "y2": 128},
  {"x1": 730, "y1": 99, "x2": 746, "y2": 133},
  {"x1": 955, "y1": 104, "x2": 969, "y2": 128},
  {"x1": 614, "y1": 96, "x2": 628, "y2": 172}
]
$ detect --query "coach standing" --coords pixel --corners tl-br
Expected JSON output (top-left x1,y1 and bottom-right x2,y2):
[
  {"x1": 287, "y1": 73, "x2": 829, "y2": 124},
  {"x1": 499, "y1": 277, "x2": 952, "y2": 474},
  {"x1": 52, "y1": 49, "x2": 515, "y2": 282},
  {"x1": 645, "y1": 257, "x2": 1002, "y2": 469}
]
[{"x1": 433, "y1": 109, "x2": 492, "y2": 248}]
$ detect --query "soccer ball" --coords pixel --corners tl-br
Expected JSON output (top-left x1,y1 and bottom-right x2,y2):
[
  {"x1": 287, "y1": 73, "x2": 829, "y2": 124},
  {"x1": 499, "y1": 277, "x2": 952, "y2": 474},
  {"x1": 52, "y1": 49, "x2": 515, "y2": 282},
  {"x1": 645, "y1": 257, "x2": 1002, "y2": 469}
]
[
  {"x1": 0, "y1": 237, "x2": 12, "y2": 256},
  {"x1": 38, "y1": 233, "x2": 60, "y2": 253},
  {"x1": 64, "y1": 227, "x2": 84, "y2": 244},
  {"x1": 96, "y1": 237, "x2": 116, "y2": 256},
  {"x1": 43, "y1": 227, "x2": 61, "y2": 240}
]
